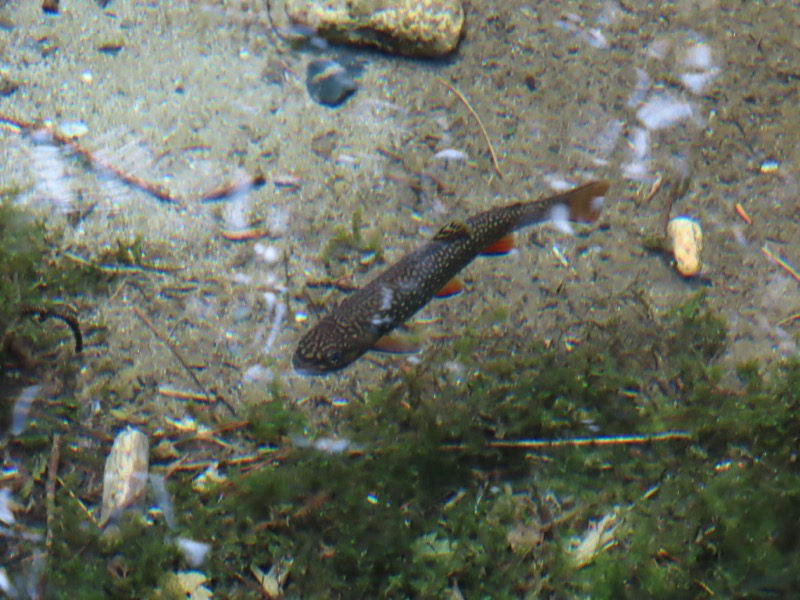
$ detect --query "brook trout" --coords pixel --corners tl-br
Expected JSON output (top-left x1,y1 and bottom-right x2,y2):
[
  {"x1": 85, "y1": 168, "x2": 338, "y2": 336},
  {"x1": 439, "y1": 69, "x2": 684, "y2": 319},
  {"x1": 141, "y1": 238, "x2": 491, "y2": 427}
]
[{"x1": 293, "y1": 180, "x2": 610, "y2": 375}]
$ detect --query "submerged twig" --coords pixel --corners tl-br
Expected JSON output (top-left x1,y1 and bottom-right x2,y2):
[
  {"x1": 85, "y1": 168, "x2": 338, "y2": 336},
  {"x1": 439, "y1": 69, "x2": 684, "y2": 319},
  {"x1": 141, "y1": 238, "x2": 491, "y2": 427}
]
[
  {"x1": 19, "y1": 303, "x2": 83, "y2": 353},
  {"x1": 436, "y1": 78, "x2": 503, "y2": 179},
  {"x1": 0, "y1": 114, "x2": 182, "y2": 205},
  {"x1": 777, "y1": 312, "x2": 800, "y2": 327},
  {"x1": 37, "y1": 433, "x2": 61, "y2": 597},
  {"x1": 761, "y1": 245, "x2": 800, "y2": 284},
  {"x1": 132, "y1": 306, "x2": 236, "y2": 415},
  {"x1": 443, "y1": 431, "x2": 692, "y2": 451}
]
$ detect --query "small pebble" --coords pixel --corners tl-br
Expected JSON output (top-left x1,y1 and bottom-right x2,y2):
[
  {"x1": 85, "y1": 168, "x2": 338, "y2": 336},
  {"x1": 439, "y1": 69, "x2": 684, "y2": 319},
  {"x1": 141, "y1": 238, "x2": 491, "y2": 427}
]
[
  {"x1": 306, "y1": 59, "x2": 357, "y2": 107},
  {"x1": 667, "y1": 216, "x2": 703, "y2": 277},
  {"x1": 100, "y1": 427, "x2": 149, "y2": 526},
  {"x1": 56, "y1": 120, "x2": 89, "y2": 138}
]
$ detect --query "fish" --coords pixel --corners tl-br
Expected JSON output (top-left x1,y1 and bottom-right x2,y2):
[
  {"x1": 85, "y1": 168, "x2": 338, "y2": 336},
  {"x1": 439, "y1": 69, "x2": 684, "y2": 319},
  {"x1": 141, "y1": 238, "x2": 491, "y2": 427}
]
[{"x1": 293, "y1": 180, "x2": 610, "y2": 375}]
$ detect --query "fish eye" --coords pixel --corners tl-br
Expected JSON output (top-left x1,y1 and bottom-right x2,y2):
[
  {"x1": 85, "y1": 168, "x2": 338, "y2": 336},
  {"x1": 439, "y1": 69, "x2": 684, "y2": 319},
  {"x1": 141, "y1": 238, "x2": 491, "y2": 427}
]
[{"x1": 327, "y1": 350, "x2": 342, "y2": 365}]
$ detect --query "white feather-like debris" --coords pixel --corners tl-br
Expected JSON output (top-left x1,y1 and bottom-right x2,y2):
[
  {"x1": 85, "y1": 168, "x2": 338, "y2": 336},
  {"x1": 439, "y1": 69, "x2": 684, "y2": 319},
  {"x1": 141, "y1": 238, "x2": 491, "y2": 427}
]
[
  {"x1": 622, "y1": 127, "x2": 651, "y2": 179},
  {"x1": 0, "y1": 488, "x2": 16, "y2": 525},
  {"x1": 627, "y1": 68, "x2": 651, "y2": 108},
  {"x1": 263, "y1": 292, "x2": 286, "y2": 353},
  {"x1": 680, "y1": 71, "x2": 717, "y2": 95},
  {"x1": 568, "y1": 508, "x2": 620, "y2": 567},
  {"x1": 0, "y1": 568, "x2": 13, "y2": 597},
  {"x1": 636, "y1": 94, "x2": 694, "y2": 130},
  {"x1": 292, "y1": 436, "x2": 356, "y2": 454},
  {"x1": 29, "y1": 129, "x2": 75, "y2": 212},
  {"x1": 681, "y1": 41, "x2": 713, "y2": 70},
  {"x1": 10, "y1": 384, "x2": 42, "y2": 436},
  {"x1": 149, "y1": 473, "x2": 177, "y2": 530},
  {"x1": 678, "y1": 40, "x2": 719, "y2": 95},
  {"x1": 177, "y1": 537, "x2": 212, "y2": 568},
  {"x1": 549, "y1": 203, "x2": 575, "y2": 235},
  {"x1": 432, "y1": 149, "x2": 469, "y2": 162}
]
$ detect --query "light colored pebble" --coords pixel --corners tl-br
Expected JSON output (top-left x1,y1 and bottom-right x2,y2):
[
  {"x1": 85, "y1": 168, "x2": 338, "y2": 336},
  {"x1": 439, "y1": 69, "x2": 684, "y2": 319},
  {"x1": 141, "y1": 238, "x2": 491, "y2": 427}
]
[
  {"x1": 667, "y1": 216, "x2": 703, "y2": 277},
  {"x1": 101, "y1": 427, "x2": 149, "y2": 526}
]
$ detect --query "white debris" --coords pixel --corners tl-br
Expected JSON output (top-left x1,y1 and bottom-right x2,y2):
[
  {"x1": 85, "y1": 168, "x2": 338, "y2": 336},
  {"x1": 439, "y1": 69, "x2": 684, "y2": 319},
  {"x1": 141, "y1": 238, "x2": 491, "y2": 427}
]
[
  {"x1": 150, "y1": 473, "x2": 177, "y2": 530},
  {"x1": 254, "y1": 243, "x2": 281, "y2": 264},
  {"x1": 56, "y1": 120, "x2": 89, "y2": 138},
  {"x1": 251, "y1": 559, "x2": 293, "y2": 599},
  {"x1": 622, "y1": 126, "x2": 651, "y2": 179},
  {"x1": 681, "y1": 42, "x2": 713, "y2": 70},
  {"x1": 432, "y1": 149, "x2": 469, "y2": 162},
  {"x1": 0, "y1": 488, "x2": 16, "y2": 525},
  {"x1": 680, "y1": 71, "x2": 717, "y2": 94},
  {"x1": 177, "y1": 538, "x2": 212, "y2": 568},
  {"x1": 29, "y1": 129, "x2": 75, "y2": 212},
  {"x1": 568, "y1": 508, "x2": 620, "y2": 567},
  {"x1": 292, "y1": 436, "x2": 355, "y2": 454},
  {"x1": 627, "y1": 68, "x2": 651, "y2": 108},
  {"x1": 263, "y1": 293, "x2": 286, "y2": 353},
  {"x1": 549, "y1": 203, "x2": 574, "y2": 235},
  {"x1": 678, "y1": 40, "x2": 719, "y2": 95},
  {"x1": 0, "y1": 567, "x2": 14, "y2": 597},
  {"x1": 243, "y1": 364, "x2": 273, "y2": 384},
  {"x1": 10, "y1": 385, "x2": 42, "y2": 436},
  {"x1": 192, "y1": 462, "x2": 226, "y2": 492},
  {"x1": 591, "y1": 118, "x2": 623, "y2": 165},
  {"x1": 636, "y1": 94, "x2": 694, "y2": 130}
]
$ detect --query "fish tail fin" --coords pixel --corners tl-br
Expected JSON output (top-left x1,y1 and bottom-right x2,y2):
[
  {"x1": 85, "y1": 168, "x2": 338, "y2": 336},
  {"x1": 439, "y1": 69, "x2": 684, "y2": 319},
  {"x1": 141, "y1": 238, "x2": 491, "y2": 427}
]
[{"x1": 518, "y1": 180, "x2": 610, "y2": 232}]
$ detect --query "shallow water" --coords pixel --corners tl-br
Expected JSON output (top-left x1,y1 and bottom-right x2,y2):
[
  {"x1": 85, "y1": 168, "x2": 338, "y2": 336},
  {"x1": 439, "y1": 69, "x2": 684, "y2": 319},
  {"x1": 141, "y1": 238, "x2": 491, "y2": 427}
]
[{"x1": 1, "y1": 0, "x2": 799, "y2": 597}]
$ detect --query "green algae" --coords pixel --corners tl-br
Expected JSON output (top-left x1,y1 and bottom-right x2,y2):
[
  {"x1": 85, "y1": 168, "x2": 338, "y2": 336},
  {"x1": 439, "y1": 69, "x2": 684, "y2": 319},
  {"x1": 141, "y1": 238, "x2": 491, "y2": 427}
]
[
  {"x1": 4, "y1": 260, "x2": 800, "y2": 597},
  {"x1": 319, "y1": 207, "x2": 384, "y2": 271}
]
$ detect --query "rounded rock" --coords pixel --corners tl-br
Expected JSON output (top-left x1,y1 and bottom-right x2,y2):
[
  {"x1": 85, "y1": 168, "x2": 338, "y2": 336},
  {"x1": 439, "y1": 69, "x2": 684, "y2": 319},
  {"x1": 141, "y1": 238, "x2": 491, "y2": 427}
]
[
  {"x1": 667, "y1": 216, "x2": 703, "y2": 277},
  {"x1": 306, "y1": 59, "x2": 358, "y2": 107},
  {"x1": 287, "y1": 0, "x2": 465, "y2": 58}
]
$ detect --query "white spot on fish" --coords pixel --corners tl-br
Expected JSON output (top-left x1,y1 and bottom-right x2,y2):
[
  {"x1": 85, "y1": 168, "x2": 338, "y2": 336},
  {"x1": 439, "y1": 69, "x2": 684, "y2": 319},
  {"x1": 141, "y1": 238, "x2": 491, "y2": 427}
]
[
  {"x1": 371, "y1": 315, "x2": 392, "y2": 327},
  {"x1": 379, "y1": 285, "x2": 393, "y2": 310}
]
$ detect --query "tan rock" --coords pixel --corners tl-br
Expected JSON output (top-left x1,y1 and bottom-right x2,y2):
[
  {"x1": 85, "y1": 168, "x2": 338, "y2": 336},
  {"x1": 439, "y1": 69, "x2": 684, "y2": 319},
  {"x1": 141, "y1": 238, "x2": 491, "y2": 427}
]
[
  {"x1": 667, "y1": 217, "x2": 703, "y2": 277},
  {"x1": 286, "y1": 0, "x2": 465, "y2": 57},
  {"x1": 100, "y1": 427, "x2": 149, "y2": 526}
]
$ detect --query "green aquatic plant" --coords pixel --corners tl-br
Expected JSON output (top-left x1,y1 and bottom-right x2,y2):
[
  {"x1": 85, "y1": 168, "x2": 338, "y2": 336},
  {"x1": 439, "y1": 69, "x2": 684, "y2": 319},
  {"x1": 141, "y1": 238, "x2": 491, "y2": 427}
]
[
  {"x1": 319, "y1": 207, "x2": 384, "y2": 270},
  {"x1": 5, "y1": 280, "x2": 800, "y2": 598}
]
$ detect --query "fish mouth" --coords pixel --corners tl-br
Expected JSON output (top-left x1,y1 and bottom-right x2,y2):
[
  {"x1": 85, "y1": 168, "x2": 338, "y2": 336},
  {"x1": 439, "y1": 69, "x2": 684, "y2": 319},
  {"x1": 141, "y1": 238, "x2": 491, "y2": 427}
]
[{"x1": 292, "y1": 352, "x2": 331, "y2": 376}]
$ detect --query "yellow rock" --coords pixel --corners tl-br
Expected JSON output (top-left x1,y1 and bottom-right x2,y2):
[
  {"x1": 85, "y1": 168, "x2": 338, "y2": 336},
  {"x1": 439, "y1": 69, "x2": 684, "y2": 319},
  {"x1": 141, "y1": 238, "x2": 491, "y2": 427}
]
[
  {"x1": 667, "y1": 217, "x2": 703, "y2": 277},
  {"x1": 287, "y1": 0, "x2": 464, "y2": 57}
]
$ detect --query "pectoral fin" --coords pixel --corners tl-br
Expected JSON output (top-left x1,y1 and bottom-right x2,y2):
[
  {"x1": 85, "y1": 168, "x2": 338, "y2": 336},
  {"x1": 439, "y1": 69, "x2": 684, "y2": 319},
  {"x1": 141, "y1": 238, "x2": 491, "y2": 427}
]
[
  {"x1": 373, "y1": 334, "x2": 422, "y2": 354},
  {"x1": 481, "y1": 233, "x2": 515, "y2": 256},
  {"x1": 435, "y1": 277, "x2": 464, "y2": 298}
]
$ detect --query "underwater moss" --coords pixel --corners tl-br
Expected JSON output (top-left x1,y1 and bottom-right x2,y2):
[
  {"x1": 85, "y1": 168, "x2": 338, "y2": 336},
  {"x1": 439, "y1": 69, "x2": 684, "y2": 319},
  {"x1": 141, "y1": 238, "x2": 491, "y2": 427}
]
[{"x1": 5, "y1": 282, "x2": 800, "y2": 597}]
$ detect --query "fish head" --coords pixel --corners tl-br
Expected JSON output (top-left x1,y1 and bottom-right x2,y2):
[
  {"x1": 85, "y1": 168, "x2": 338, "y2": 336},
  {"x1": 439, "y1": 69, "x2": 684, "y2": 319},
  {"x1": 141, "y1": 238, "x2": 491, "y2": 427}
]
[{"x1": 292, "y1": 320, "x2": 369, "y2": 375}]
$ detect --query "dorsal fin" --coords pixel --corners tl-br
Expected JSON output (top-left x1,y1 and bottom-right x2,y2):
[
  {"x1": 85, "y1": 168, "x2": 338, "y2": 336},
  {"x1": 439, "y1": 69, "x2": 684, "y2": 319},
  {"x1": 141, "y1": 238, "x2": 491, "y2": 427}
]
[{"x1": 434, "y1": 220, "x2": 472, "y2": 242}]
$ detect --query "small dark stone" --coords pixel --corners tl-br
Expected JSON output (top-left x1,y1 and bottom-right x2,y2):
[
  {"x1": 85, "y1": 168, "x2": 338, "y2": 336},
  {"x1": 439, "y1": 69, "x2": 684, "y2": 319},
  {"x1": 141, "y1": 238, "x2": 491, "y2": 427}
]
[
  {"x1": 524, "y1": 74, "x2": 537, "y2": 92},
  {"x1": 42, "y1": 0, "x2": 59, "y2": 14},
  {"x1": 0, "y1": 77, "x2": 19, "y2": 97},
  {"x1": 306, "y1": 59, "x2": 358, "y2": 107},
  {"x1": 97, "y1": 42, "x2": 124, "y2": 55}
]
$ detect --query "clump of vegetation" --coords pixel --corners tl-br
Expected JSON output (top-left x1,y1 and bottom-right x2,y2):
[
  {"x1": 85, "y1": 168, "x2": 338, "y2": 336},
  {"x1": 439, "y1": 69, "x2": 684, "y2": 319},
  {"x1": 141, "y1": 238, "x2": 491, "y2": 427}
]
[
  {"x1": 4, "y1": 247, "x2": 800, "y2": 598},
  {"x1": 0, "y1": 193, "x2": 46, "y2": 333},
  {"x1": 319, "y1": 207, "x2": 384, "y2": 270}
]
